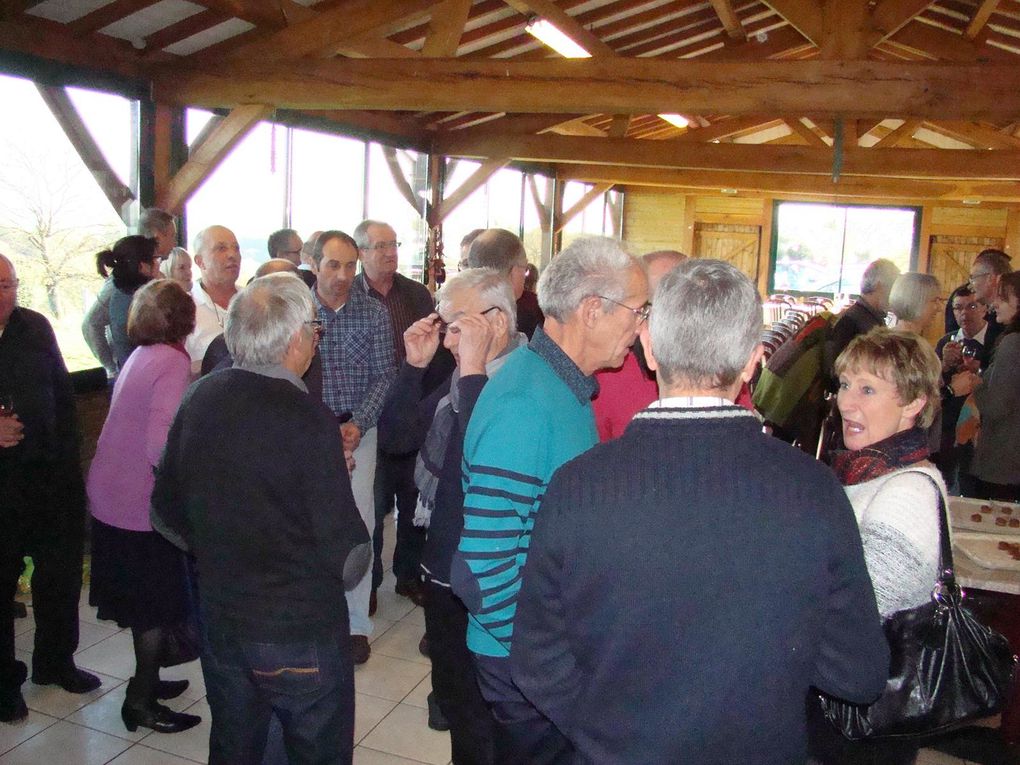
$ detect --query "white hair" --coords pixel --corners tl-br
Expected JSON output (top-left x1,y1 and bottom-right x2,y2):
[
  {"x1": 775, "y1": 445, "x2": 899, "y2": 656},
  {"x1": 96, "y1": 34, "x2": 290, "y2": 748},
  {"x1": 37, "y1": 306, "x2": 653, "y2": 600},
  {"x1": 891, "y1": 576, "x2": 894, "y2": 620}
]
[
  {"x1": 889, "y1": 272, "x2": 941, "y2": 323},
  {"x1": 225, "y1": 273, "x2": 313, "y2": 367},
  {"x1": 437, "y1": 267, "x2": 516, "y2": 328},
  {"x1": 537, "y1": 236, "x2": 638, "y2": 321},
  {"x1": 651, "y1": 259, "x2": 761, "y2": 390},
  {"x1": 860, "y1": 258, "x2": 900, "y2": 295}
]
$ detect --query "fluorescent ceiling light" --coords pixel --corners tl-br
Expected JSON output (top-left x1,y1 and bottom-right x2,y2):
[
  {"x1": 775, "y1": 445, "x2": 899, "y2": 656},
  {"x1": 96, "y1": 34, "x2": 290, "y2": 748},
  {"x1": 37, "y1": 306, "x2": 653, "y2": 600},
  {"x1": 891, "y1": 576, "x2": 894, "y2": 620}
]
[
  {"x1": 526, "y1": 17, "x2": 591, "y2": 58},
  {"x1": 658, "y1": 113, "x2": 690, "y2": 129}
]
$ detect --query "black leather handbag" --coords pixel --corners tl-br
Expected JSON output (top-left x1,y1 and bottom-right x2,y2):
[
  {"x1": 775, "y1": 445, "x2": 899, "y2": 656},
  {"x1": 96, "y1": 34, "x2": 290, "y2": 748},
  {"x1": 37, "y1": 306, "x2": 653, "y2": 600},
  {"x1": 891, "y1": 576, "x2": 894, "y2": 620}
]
[{"x1": 820, "y1": 477, "x2": 1018, "y2": 740}]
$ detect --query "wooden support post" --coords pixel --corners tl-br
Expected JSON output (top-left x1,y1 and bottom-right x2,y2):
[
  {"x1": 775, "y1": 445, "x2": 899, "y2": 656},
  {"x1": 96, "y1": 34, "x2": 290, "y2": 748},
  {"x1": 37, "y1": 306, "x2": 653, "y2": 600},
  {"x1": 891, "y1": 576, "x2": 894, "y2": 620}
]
[
  {"x1": 757, "y1": 198, "x2": 775, "y2": 297},
  {"x1": 157, "y1": 104, "x2": 272, "y2": 214},
  {"x1": 681, "y1": 194, "x2": 696, "y2": 256},
  {"x1": 1004, "y1": 207, "x2": 1020, "y2": 261},
  {"x1": 382, "y1": 146, "x2": 422, "y2": 214},
  {"x1": 917, "y1": 204, "x2": 933, "y2": 274}
]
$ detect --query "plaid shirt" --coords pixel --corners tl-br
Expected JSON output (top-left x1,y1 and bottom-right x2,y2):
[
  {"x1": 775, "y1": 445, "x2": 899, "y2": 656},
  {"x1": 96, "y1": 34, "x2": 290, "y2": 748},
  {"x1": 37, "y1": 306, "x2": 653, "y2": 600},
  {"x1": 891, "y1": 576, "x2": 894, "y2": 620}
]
[
  {"x1": 315, "y1": 287, "x2": 396, "y2": 432},
  {"x1": 353, "y1": 272, "x2": 435, "y2": 363}
]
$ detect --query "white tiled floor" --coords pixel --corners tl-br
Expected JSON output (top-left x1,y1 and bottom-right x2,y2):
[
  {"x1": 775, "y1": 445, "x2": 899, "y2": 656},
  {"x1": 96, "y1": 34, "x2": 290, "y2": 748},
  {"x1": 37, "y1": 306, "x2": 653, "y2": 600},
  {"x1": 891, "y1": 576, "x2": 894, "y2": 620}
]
[
  {"x1": 3, "y1": 516, "x2": 451, "y2": 765},
  {"x1": 0, "y1": 515, "x2": 989, "y2": 765}
]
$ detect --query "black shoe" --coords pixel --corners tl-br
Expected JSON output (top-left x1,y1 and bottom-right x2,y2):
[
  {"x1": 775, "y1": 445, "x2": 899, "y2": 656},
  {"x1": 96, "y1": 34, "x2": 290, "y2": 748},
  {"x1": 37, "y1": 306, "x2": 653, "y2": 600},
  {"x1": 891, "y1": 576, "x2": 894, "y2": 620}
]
[
  {"x1": 395, "y1": 579, "x2": 425, "y2": 607},
  {"x1": 31, "y1": 666, "x2": 101, "y2": 694},
  {"x1": 427, "y1": 691, "x2": 449, "y2": 732},
  {"x1": 351, "y1": 635, "x2": 370, "y2": 665},
  {"x1": 121, "y1": 700, "x2": 201, "y2": 734},
  {"x1": 418, "y1": 635, "x2": 430, "y2": 658},
  {"x1": 0, "y1": 689, "x2": 27, "y2": 723},
  {"x1": 155, "y1": 678, "x2": 189, "y2": 700}
]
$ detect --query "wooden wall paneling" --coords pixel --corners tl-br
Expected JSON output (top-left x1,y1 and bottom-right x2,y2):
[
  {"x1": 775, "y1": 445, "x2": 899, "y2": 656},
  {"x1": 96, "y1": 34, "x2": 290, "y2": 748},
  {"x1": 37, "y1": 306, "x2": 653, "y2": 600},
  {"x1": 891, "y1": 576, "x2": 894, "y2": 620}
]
[
  {"x1": 681, "y1": 194, "x2": 696, "y2": 255},
  {"x1": 693, "y1": 223, "x2": 760, "y2": 279},
  {"x1": 621, "y1": 189, "x2": 689, "y2": 256},
  {"x1": 1005, "y1": 207, "x2": 1020, "y2": 260},
  {"x1": 695, "y1": 195, "x2": 765, "y2": 226}
]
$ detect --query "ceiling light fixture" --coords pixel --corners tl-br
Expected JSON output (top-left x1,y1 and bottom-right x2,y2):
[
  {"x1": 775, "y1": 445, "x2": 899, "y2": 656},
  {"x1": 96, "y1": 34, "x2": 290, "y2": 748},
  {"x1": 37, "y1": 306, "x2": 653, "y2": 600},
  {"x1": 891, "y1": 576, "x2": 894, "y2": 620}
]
[
  {"x1": 525, "y1": 17, "x2": 591, "y2": 58},
  {"x1": 658, "y1": 113, "x2": 690, "y2": 129}
]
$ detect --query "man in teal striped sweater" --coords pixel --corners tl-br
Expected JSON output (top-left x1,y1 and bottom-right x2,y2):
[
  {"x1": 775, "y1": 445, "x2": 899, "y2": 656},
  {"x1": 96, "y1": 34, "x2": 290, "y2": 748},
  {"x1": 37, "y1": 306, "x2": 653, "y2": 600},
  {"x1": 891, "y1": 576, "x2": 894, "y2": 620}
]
[{"x1": 451, "y1": 236, "x2": 649, "y2": 764}]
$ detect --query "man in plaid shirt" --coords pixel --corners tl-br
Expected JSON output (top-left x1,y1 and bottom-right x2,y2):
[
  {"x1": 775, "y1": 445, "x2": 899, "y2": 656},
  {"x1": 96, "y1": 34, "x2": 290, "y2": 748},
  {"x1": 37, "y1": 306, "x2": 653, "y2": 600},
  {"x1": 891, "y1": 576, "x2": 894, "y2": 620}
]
[{"x1": 312, "y1": 230, "x2": 396, "y2": 664}]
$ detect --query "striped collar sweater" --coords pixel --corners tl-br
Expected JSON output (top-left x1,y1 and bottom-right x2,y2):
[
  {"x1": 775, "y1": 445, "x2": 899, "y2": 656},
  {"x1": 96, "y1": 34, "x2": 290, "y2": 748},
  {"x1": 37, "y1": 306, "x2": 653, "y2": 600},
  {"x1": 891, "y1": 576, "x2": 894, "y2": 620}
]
[{"x1": 450, "y1": 327, "x2": 598, "y2": 657}]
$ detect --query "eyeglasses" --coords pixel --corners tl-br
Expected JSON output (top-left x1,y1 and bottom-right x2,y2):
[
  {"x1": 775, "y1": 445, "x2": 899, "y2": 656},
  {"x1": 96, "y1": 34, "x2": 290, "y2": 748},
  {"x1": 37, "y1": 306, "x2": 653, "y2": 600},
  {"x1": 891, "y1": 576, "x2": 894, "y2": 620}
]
[
  {"x1": 953, "y1": 301, "x2": 982, "y2": 312},
  {"x1": 435, "y1": 306, "x2": 499, "y2": 335},
  {"x1": 597, "y1": 295, "x2": 652, "y2": 323},
  {"x1": 363, "y1": 241, "x2": 401, "y2": 252},
  {"x1": 969, "y1": 271, "x2": 993, "y2": 283},
  {"x1": 304, "y1": 319, "x2": 324, "y2": 339}
]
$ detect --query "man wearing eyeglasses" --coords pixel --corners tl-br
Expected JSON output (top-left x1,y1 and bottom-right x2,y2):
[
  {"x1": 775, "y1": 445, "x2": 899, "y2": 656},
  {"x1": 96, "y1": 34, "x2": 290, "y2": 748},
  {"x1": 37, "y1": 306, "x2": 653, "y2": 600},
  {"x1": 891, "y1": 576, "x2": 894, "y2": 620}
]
[
  {"x1": 267, "y1": 229, "x2": 316, "y2": 288},
  {"x1": 936, "y1": 284, "x2": 991, "y2": 495},
  {"x1": 963, "y1": 248, "x2": 1011, "y2": 346},
  {"x1": 352, "y1": 220, "x2": 444, "y2": 613},
  {"x1": 451, "y1": 236, "x2": 648, "y2": 763}
]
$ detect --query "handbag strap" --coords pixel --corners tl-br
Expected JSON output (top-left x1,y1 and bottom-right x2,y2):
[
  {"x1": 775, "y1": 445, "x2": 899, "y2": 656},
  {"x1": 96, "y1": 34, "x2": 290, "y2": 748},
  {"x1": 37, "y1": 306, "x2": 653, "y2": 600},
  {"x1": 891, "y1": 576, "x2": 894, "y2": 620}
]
[{"x1": 902, "y1": 469, "x2": 956, "y2": 592}]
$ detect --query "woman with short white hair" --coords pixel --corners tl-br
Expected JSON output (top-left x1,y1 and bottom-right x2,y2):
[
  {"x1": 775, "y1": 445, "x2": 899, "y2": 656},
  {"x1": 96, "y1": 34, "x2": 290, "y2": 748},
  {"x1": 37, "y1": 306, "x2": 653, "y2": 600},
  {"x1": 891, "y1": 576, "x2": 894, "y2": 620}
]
[{"x1": 889, "y1": 272, "x2": 943, "y2": 335}]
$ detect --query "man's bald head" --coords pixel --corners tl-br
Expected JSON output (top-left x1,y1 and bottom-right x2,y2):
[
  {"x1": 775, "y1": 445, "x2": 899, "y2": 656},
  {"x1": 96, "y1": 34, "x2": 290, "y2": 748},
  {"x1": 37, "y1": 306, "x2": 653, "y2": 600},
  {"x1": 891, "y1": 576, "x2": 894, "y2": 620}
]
[
  {"x1": 0, "y1": 253, "x2": 17, "y2": 327},
  {"x1": 254, "y1": 258, "x2": 299, "y2": 280},
  {"x1": 642, "y1": 250, "x2": 687, "y2": 292}
]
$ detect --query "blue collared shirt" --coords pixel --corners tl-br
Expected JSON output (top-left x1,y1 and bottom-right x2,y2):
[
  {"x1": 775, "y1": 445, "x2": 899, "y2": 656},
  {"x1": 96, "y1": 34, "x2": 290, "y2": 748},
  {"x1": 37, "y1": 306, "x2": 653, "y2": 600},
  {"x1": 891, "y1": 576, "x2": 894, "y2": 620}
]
[{"x1": 314, "y1": 287, "x2": 396, "y2": 431}]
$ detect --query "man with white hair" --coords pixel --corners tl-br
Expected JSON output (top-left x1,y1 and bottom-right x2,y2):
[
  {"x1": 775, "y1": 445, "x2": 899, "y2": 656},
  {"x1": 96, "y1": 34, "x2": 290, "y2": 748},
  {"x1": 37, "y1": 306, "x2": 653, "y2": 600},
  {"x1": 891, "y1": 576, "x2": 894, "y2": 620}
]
[
  {"x1": 451, "y1": 235, "x2": 649, "y2": 763},
  {"x1": 153, "y1": 273, "x2": 370, "y2": 764},
  {"x1": 185, "y1": 225, "x2": 242, "y2": 375},
  {"x1": 511, "y1": 259, "x2": 889, "y2": 765}
]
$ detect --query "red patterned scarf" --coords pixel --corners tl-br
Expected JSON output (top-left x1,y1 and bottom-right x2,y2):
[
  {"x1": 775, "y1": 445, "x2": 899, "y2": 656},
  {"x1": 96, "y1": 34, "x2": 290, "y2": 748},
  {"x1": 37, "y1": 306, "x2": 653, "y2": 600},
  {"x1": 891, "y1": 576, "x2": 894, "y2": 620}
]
[{"x1": 830, "y1": 427, "x2": 930, "y2": 486}]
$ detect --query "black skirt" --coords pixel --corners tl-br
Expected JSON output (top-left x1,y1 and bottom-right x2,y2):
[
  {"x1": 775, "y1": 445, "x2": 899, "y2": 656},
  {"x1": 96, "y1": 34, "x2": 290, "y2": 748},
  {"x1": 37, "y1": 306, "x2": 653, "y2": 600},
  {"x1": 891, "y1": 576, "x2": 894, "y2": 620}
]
[{"x1": 89, "y1": 517, "x2": 189, "y2": 632}]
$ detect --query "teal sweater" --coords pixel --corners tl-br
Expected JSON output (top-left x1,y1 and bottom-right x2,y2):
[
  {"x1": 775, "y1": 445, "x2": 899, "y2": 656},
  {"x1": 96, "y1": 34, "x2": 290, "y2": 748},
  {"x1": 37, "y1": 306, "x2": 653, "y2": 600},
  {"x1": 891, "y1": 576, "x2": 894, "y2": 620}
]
[{"x1": 451, "y1": 327, "x2": 598, "y2": 657}]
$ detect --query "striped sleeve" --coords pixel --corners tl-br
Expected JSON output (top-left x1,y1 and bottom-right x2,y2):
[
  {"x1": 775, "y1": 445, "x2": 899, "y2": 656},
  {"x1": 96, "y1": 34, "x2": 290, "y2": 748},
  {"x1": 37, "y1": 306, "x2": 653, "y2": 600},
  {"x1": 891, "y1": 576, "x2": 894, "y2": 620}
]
[{"x1": 453, "y1": 393, "x2": 549, "y2": 651}]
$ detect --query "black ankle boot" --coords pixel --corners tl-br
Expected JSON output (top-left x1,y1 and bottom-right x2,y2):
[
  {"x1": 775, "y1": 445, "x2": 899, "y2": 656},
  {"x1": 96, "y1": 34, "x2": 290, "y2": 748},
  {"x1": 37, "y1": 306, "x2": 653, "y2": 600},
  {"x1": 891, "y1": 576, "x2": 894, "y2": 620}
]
[
  {"x1": 138, "y1": 677, "x2": 188, "y2": 700},
  {"x1": 121, "y1": 678, "x2": 201, "y2": 734}
]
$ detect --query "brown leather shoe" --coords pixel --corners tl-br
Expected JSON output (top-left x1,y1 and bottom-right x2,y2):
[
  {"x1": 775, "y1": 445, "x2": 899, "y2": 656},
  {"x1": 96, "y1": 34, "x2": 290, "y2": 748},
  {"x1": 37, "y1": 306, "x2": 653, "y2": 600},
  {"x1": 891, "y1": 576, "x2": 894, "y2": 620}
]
[{"x1": 351, "y1": 635, "x2": 370, "y2": 665}]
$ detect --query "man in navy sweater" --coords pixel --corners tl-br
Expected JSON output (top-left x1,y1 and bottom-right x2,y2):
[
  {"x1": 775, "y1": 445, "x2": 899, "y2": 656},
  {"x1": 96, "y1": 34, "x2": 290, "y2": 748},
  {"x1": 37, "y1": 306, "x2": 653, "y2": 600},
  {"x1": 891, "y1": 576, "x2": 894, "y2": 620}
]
[{"x1": 512, "y1": 259, "x2": 889, "y2": 765}]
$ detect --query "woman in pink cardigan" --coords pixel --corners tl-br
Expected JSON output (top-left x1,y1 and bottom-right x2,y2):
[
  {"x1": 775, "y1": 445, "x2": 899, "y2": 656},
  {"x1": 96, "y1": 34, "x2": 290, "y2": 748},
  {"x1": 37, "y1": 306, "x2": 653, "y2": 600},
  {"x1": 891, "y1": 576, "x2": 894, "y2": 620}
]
[{"x1": 87, "y1": 279, "x2": 200, "y2": 735}]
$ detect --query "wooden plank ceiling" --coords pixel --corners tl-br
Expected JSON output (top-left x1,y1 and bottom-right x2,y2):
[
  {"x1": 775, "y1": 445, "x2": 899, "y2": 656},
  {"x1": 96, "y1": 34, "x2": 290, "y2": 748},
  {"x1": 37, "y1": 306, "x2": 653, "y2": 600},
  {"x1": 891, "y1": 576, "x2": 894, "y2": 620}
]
[{"x1": 6, "y1": 0, "x2": 1020, "y2": 201}]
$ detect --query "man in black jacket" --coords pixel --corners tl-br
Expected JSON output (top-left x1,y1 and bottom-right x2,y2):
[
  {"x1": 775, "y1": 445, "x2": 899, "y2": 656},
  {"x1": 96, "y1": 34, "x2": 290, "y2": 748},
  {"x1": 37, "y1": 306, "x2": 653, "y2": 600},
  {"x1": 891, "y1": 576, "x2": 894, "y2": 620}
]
[
  {"x1": 0, "y1": 254, "x2": 100, "y2": 724},
  {"x1": 511, "y1": 259, "x2": 889, "y2": 765},
  {"x1": 153, "y1": 273, "x2": 370, "y2": 764}
]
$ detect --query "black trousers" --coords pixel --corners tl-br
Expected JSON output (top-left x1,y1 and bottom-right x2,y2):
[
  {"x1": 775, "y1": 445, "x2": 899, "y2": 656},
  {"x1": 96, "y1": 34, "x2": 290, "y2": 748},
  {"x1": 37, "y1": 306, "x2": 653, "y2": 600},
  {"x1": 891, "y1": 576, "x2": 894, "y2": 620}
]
[
  {"x1": 372, "y1": 450, "x2": 425, "y2": 589},
  {"x1": 0, "y1": 462, "x2": 86, "y2": 690},
  {"x1": 424, "y1": 580, "x2": 495, "y2": 765}
]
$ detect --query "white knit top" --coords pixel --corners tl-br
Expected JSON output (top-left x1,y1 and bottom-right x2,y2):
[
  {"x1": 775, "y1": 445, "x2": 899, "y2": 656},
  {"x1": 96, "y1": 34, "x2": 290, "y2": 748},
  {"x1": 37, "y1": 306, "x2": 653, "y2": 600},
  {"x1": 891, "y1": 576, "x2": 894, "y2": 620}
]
[{"x1": 843, "y1": 464, "x2": 947, "y2": 618}]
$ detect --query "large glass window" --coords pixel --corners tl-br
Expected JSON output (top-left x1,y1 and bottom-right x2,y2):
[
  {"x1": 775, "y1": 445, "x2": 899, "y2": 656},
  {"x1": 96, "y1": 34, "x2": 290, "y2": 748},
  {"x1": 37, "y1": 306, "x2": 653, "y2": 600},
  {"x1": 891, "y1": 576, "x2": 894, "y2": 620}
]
[
  {"x1": 0, "y1": 74, "x2": 133, "y2": 371},
  {"x1": 561, "y1": 181, "x2": 618, "y2": 251},
  {"x1": 185, "y1": 109, "x2": 286, "y2": 282},
  {"x1": 365, "y1": 144, "x2": 428, "y2": 280},
  {"x1": 290, "y1": 127, "x2": 365, "y2": 240},
  {"x1": 771, "y1": 202, "x2": 919, "y2": 295}
]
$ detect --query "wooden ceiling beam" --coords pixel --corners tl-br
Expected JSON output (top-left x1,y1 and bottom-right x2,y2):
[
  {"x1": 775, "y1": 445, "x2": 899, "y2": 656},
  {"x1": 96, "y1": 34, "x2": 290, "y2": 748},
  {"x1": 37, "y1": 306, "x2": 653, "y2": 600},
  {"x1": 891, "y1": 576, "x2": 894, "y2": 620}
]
[
  {"x1": 157, "y1": 104, "x2": 272, "y2": 214},
  {"x1": 422, "y1": 0, "x2": 473, "y2": 56},
  {"x1": 966, "y1": 0, "x2": 1001, "y2": 40},
  {"x1": 556, "y1": 182, "x2": 614, "y2": 232},
  {"x1": 761, "y1": 0, "x2": 823, "y2": 46},
  {"x1": 863, "y1": 0, "x2": 937, "y2": 48},
  {"x1": 686, "y1": 25, "x2": 813, "y2": 62},
  {"x1": 436, "y1": 132, "x2": 1020, "y2": 180},
  {"x1": 501, "y1": 0, "x2": 617, "y2": 57},
  {"x1": 883, "y1": 20, "x2": 994, "y2": 62},
  {"x1": 156, "y1": 58, "x2": 1020, "y2": 121},
  {"x1": 224, "y1": 0, "x2": 440, "y2": 62},
  {"x1": 709, "y1": 0, "x2": 746, "y2": 41},
  {"x1": 607, "y1": 114, "x2": 631, "y2": 139},
  {"x1": 921, "y1": 120, "x2": 1020, "y2": 150},
  {"x1": 676, "y1": 117, "x2": 788, "y2": 143},
  {"x1": 35, "y1": 85, "x2": 135, "y2": 219},
  {"x1": 142, "y1": 9, "x2": 229, "y2": 52},
  {"x1": 334, "y1": 35, "x2": 419, "y2": 58},
  {"x1": 67, "y1": 0, "x2": 159, "y2": 38},
  {"x1": 556, "y1": 163, "x2": 1020, "y2": 202},
  {"x1": 869, "y1": 118, "x2": 921, "y2": 147},
  {"x1": 0, "y1": 16, "x2": 154, "y2": 77},
  {"x1": 784, "y1": 117, "x2": 828, "y2": 146},
  {"x1": 436, "y1": 157, "x2": 511, "y2": 223},
  {"x1": 197, "y1": 0, "x2": 316, "y2": 27}
]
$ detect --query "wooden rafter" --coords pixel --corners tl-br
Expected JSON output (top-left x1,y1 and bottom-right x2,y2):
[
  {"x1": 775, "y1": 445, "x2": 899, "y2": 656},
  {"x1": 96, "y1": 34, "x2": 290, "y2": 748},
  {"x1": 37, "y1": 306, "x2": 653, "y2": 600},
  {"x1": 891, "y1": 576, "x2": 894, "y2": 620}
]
[
  {"x1": 556, "y1": 164, "x2": 1020, "y2": 203},
  {"x1": 436, "y1": 132, "x2": 1020, "y2": 181},
  {"x1": 501, "y1": 0, "x2": 617, "y2": 57},
  {"x1": 864, "y1": 0, "x2": 937, "y2": 49},
  {"x1": 556, "y1": 183, "x2": 613, "y2": 232},
  {"x1": 335, "y1": 36, "x2": 420, "y2": 58},
  {"x1": 784, "y1": 117, "x2": 828, "y2": 147},
  {"x1": 143, "y1": 9, "x2": 229, "y2": 52},
  {"x1": 422, "y1": 0, "x2": 473, "y2": 57},
  {"x1": 382, "y1": 147, "x2": 422, "y2": 213},
  {"x1": 157, "y1": 104, "x2": 272, "y2": 214},
  {"x1": 197, "y1": 0, "x2": 316, "y2": 28},
  {"x1": 966, "y1": 0, "x2": 1000, "y2": 40},
  {"x1": 436, "y1": 157, "x2": 511, "y2": 223},
  {"x1": 709, "y1": 0, "x2": 746, "y2": 41},
  {"x1": 921, "y1": 120, "x2": 1020, "y2": 150},
  {"x1": 607, "y1": 115, "x2": 631, "y2": 139},
  {"x1": 67, "y1": 0, "x2": 159, "y2": 38},
  {"x1": 35, "y1": 85, "x2": 135, "y2": 220},
  {"x1": 675, "y1": 117, "x2": 786, "y2": 143},
  {"x1": 224, "y1": 0, "x2": 440, "y2": 62},
  {"x1": 761, "y1": 0, "x2": 822, "y2": 46},
  {"x1": 156, "y1": 59, "x2": 1020, "y2": 121},
  {"x1": 870, "y1": 119, "x2": 921, "y2": 148}
]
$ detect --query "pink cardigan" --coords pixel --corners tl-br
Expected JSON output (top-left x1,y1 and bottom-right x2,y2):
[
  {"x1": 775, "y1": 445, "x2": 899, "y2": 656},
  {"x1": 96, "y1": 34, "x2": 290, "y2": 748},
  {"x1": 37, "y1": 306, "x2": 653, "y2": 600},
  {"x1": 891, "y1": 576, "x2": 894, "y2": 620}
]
[{"x1": 87, "y1": 344, "x2": 191, "y2": 532}]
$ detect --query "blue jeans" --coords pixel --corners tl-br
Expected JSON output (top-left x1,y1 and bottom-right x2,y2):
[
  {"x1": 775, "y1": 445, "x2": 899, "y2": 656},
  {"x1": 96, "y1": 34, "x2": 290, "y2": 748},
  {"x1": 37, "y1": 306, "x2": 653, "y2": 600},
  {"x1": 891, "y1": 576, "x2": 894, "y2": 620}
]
[{"x1": 201, "y1": 621, "x2": 355, "y2": 765}]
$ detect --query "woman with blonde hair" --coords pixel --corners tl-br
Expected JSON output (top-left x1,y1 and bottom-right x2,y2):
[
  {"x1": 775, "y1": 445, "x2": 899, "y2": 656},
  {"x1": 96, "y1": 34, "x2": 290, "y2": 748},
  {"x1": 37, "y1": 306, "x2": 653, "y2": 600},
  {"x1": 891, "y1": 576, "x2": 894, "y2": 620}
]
[{"x1": 160, "y1": 247, "x2": 193, "y2": 292}]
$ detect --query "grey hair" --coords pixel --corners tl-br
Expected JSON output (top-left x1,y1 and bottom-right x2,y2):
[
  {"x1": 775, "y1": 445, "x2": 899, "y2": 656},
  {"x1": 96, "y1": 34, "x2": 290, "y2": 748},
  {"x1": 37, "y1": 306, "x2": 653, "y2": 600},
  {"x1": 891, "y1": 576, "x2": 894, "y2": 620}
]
[
  {"x1": 159, "y1": 247, "x2": 190, "y2": 279},
  {"x1": 352, "y1": 219, "x2": 392, "y2": 250},
  {"x1": 975, "y1": 248, "x2": 1012, "y2": 276},
  {"x1": 467, "y1": 229, "x2": 527, "y2": 274},
  {"x1": 191, "y1": 227, "x2": 211, "y2": 255},
  {"x1": 642, "y1": 250, "x2": 688, "y2": 268},
  {"x1": 139, "y1": 208, "x2": 175, "y2": 238},
  {"x1": 267, "y1": 228, "x2": 300, "y2": 257},
  {"x1": 650, "y1": 259, "x2": 761, "y2": 391},
  {"x1": 437, "y1": 267, "x2": 517, "y2": 329},
  {"x1": 537, "y1": 236, "x2": 638, "y2": 321},
  {"x1": 860, "y1": 258, "x2": 900, "y2": 295},
  {"x1": 225, "y1": 272, "x2": 314, "y2": 367},
  {"x1": 889, "y1": 272, "x2": 941, "y2": 323}
]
